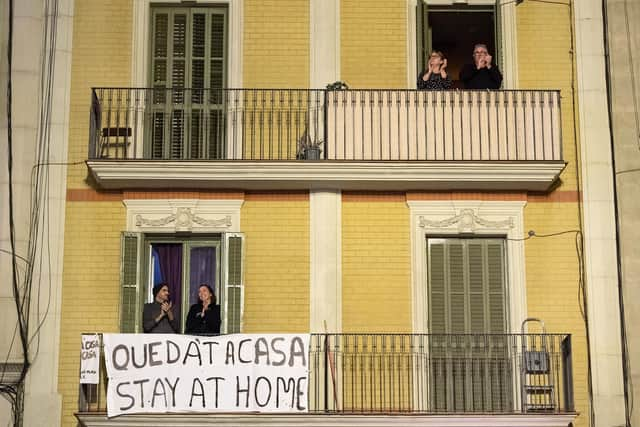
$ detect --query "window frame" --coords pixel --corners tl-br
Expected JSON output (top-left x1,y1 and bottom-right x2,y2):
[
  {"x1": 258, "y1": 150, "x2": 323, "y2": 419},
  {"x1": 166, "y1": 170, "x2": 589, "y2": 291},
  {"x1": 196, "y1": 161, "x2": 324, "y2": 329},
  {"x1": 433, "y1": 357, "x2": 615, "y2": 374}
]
[
  {"x1": 143, "y1": 234, "x2": 223, "y2": 332},
  {"x1": 408, "y1": 200, "x2": 527, "y2": 335},
  {"x1": 426, "y1": 236, "x2": 508, "y2": 334},
  {"x1": 409, "y1": 0, "x2": 518, "y2": 89}
]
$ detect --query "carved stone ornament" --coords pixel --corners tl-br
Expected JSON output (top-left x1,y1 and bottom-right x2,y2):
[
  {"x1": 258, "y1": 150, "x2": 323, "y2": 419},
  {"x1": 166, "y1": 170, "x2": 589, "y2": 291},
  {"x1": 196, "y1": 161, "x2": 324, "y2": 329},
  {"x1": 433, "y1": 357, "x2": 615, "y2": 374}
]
[
  {"x1": 419, "y1": 208, "x2": 513, "y2": 233},
  {"x1": 135, "y1": 208, "x2": 232, "y2": 231}
]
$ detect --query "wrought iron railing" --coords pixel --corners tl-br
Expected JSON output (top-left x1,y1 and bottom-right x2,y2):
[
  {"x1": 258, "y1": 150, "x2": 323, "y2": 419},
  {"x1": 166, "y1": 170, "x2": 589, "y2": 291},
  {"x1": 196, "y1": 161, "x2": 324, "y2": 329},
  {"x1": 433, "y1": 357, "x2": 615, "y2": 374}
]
[
  {"x1": 79, "y1": 332, "x2": 573, "y2": 415},
  {"x1": 89, "y1": 88, "x2": 563, "y2": 162}
]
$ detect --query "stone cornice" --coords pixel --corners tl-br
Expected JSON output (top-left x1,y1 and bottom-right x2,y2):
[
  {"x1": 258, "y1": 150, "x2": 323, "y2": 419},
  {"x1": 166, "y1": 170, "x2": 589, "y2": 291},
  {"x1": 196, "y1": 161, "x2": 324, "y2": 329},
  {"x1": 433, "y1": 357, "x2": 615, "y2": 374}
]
[{"x1": 87, "y1": 161, "x2": 566, "y2": 192}]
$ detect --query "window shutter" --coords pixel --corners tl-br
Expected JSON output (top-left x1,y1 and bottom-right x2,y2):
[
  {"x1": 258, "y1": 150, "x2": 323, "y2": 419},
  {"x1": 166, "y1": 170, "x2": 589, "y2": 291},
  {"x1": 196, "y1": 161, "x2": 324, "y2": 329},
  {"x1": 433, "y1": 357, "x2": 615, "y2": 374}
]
[
  {"x1": 120, "y1": 232, "x2": 142, "y2": 332},
  {"x1": 447, "y1": 241, "x2": 466, "y2": 334},
  {"x1": 494, "y1": 1, "x2": 504, "y2": 73},
  {"x1": 487, "y1": 241, "x2": 506, "y2": 333},
  {"x1": 222, "y1": 233, "x2": 244, "y2": 334},
  {"x1": 467, "y1": 241, "x2": 486, "y2": 334},
  {"x1": 427, "y1": 240, "x2": 446, "y2": 333}
]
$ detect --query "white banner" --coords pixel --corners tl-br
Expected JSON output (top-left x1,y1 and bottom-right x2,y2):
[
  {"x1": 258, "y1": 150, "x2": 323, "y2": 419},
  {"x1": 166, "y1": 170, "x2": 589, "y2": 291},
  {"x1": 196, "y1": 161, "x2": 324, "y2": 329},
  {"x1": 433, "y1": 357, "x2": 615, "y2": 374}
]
[
  {"x1": 80, "y1": 334, "x2": 101, "y2": 384},
  {"x1": 103, "y1": 333, "x2": 309, "y2": 417}
]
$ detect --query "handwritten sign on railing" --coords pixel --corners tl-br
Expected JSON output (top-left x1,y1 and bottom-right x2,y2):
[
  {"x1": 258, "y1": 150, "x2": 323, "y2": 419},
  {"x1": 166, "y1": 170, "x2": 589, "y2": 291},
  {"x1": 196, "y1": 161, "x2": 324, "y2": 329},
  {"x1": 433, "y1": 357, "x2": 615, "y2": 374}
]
[
  {"x1": 80, "y1": 334, "x2": 101, "y2": 384},
  {"x1": 103, "y1": 334, "x2": 309, "y2": 417}
]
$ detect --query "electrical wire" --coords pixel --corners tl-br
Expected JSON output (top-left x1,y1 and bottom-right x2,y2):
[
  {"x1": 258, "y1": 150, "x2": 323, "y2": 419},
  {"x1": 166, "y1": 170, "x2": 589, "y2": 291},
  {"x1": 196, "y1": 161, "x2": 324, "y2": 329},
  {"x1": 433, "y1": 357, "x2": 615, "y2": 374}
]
[{"x1": 1, "y1": 1, "x2": 64, "y2": 425}]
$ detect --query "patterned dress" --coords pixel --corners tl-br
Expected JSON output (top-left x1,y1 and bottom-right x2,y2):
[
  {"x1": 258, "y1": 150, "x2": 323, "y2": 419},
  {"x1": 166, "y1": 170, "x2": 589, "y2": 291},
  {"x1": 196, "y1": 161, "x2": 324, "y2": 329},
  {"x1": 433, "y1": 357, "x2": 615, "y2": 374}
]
[{"x1": 417, "y1": 71, "x2": 452, "y2": 90}]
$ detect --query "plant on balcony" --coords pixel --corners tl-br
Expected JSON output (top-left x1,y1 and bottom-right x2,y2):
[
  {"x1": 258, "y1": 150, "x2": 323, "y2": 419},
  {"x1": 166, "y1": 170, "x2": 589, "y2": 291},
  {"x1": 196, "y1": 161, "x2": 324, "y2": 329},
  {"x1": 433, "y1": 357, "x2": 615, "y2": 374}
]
[
  {"x1": 296, "y1": 128, "x2": 323, "y2": 160},
  {"x1": 326, "y1": 80, "x2": 349, "y2": 90}
]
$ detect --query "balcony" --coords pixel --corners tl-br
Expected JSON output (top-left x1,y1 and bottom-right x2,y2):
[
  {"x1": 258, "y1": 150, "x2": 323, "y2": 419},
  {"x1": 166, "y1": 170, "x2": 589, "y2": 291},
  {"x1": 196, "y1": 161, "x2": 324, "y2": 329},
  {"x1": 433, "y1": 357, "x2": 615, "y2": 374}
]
[
  {"x1": 86, "y1": 88, "x2": 566, "y2": 192},
  {"x1": 76, "y1": 332, "x2": 575, "y2": 427}
]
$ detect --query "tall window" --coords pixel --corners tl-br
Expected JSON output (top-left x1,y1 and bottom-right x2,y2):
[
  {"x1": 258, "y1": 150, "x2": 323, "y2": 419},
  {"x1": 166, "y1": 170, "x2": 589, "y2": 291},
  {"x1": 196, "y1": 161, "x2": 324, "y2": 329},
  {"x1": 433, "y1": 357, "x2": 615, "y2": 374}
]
[
  {"x1": 416, "y1": 3, "x2": 500, "y2": 88},
  {"x1": 426, "y1": 237, "x2": 511, "y2": 412},
  {"x1": 119, "y1": 232, "x2": 244, "y2": 334},
  {"x1": 427, "y1": 238, "x2": 507, "y2": 334},
  {"x1": 148, "y1": 6, "x2": 228, "y2": 159}
]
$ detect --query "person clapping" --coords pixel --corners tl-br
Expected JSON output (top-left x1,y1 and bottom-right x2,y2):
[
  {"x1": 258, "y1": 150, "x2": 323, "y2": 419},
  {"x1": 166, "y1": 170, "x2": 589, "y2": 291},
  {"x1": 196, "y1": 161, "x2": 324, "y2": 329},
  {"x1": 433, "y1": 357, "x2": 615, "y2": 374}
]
[
  {"x1": 417, "y1": 50, "x2": 453, "y2": 90},
  {"x1": 459, "y1": 43, "x2": 503, "y2": 89}
]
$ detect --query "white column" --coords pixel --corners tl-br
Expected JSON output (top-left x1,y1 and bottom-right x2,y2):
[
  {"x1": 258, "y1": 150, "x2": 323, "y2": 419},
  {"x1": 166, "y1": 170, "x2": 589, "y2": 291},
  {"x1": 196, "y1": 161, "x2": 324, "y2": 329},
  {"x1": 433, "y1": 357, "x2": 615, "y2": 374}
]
[
  {"x1": 310, "y1": 0, "x2": 340, "y2": 88},
  {"x1": 0, "y1": 0, "x2": 73, "y2": 425},
  {"x1": 574, "y1": 0, "x2": 626, "y2": 425},
  {"x1": 309, "y1": 190, "x2": 342, "y2": 333}
]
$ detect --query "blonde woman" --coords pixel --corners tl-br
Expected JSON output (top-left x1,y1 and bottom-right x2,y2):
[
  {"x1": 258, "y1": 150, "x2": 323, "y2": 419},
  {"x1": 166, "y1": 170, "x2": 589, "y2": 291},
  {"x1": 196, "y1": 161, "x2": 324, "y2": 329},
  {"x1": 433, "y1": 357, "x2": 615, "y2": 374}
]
[{"x1": 417, "y1": 51, "x2": 452, "y2": 90}]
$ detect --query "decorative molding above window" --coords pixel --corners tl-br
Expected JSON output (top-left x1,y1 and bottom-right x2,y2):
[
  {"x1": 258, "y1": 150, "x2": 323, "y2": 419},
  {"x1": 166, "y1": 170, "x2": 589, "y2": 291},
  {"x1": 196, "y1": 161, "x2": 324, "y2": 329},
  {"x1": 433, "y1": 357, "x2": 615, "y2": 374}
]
[
  {"x1": 123, "y1": 199, "x2": 243, "y2": 233},
  {"x1": 419, "y1": 208, "x2": 514, "y2": 233}
]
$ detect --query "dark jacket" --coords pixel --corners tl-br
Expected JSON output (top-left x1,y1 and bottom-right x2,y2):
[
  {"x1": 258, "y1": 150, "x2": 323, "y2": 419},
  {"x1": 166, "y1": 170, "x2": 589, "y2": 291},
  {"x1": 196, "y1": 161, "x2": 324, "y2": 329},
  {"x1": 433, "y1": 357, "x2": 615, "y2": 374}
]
[
  {"x1": 185, "y1": 303, "x2": 221, "y2": 335},
  {"x1": 143, "y1": 301, "x2": 179, "y2": 333},
  {"x1": 459, "y1": 64, "x2": 503, "y2": 89}
]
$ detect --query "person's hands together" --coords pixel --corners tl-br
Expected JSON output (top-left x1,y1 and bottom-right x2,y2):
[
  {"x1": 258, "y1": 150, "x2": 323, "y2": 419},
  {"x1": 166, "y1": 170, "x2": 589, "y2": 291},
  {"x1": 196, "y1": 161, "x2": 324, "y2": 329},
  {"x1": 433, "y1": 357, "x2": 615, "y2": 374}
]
[{"x1": 486, "y1": 54, "x2": 493, "y2": 68}]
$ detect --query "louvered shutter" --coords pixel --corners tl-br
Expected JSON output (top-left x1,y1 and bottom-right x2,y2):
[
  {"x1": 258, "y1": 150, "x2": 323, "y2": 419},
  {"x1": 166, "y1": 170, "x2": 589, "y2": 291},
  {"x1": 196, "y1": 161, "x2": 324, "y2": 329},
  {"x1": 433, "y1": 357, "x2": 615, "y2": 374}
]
[
  {"x1": 150, "y1": 7, "x2": 227, "y2": 160},
  {"x1": 494, "y1": 0, "x2": 504, "y2": 76},
  {"x1": 428, "y1": 241, "x2": 446, "y2": 333},
  {"x1": 427, "y1": 238, "x2": 509, "y2": 411},
  {"x1": 428, "y1": 238, "x2": 506, "y2": 334},
  {"x1": 120, "y1": 232, "x2": 142, "y2": 332},
  {"x1": 222, "y1": 233, "x2": 244, "y2": 334}
]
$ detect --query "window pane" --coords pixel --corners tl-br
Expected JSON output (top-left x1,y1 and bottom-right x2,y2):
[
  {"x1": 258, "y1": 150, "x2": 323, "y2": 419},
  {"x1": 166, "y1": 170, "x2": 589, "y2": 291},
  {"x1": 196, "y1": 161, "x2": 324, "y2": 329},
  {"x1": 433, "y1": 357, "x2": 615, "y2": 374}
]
[{"x1": 188, "y1": 246, "x2": 217, "y2": 306}]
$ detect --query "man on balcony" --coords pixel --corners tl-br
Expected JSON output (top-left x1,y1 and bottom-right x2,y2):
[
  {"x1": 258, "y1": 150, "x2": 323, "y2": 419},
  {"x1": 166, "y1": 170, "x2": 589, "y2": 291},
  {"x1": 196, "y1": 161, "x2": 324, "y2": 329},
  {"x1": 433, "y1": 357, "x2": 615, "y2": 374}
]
[
  {"x1": 143, "y1": 283, "x2": 179, "y2": 333},
  {"x1": 459, "y1": 44, "x2": 503, "y2": 90}
]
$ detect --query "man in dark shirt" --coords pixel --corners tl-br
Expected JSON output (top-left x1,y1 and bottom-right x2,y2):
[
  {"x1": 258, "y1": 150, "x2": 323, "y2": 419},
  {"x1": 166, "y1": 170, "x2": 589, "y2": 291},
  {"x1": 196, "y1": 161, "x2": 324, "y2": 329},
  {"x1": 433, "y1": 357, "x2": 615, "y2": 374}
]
[
  {"x1": 459, "y1": 44, "x2": 503, "y2": 90},
  {"x1": 143, "y1": 283, "x2": 179, "y2": 333}
]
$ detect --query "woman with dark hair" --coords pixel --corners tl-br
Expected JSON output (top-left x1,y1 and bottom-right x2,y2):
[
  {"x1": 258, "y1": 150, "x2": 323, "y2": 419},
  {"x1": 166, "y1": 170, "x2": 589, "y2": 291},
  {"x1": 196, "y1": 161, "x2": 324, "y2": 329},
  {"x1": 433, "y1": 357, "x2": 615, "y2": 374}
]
[{"x1": 185, "y1": 284, "x2": 221, "y2": 335}]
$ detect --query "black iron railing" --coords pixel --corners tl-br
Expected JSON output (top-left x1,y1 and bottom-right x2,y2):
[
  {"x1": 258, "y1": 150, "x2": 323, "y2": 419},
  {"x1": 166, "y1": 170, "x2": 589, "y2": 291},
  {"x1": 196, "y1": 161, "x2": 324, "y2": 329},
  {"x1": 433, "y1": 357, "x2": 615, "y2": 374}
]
[
  {"x1": 89, "y1": 88, "x2": 563, "y2": 162},
  {"x1": 79, "y1": 332, "x2": 573, "y2": 415}
]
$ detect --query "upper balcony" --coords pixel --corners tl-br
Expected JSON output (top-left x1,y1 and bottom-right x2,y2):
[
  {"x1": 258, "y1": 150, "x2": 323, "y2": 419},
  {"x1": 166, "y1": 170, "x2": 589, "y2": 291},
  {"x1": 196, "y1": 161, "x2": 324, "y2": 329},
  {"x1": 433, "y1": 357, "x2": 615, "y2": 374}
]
[{"x1": 86, "y1": 88, "x2": 566, "y2": 192}]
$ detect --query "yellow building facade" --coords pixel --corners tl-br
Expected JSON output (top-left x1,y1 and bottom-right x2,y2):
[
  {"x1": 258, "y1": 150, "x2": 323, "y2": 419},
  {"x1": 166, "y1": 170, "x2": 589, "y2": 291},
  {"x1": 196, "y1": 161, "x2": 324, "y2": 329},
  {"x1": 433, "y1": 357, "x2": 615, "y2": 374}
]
[{"x1": 52, "y1": 1, "x2": 625, "y2": 427}]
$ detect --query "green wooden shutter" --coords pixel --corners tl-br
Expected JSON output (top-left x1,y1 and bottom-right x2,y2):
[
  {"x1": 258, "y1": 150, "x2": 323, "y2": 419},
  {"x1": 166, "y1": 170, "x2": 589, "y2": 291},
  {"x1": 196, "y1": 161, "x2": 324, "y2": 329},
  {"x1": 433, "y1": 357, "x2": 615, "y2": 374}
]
[
  {"x1": 428, "y1": 241, "x2": 446, "y2": 333},
  {"x1": 428, "y1": 238, "x2": 506, "y2": 334},
  {"x1": 223, "y1": 233, "x2": 244, "y2": 334},
  {"x1": 150, "y1": 7, "x2": 227, "y2": 160},
  {"x1": 427, "y1": 238, "x2": 509, "y2": 411},
  {"x1": 416, "y1": 0, "x2": 425, "y2": 76},
  {"x1": 494, "y1": 1, "x2": 503, "y2": 74},
  {"x1": 487, "y1": 241, "x2": 506, "y2": 332},
  {"x1": 120, "y1": 232, "x2": 142, "y2": 332}
]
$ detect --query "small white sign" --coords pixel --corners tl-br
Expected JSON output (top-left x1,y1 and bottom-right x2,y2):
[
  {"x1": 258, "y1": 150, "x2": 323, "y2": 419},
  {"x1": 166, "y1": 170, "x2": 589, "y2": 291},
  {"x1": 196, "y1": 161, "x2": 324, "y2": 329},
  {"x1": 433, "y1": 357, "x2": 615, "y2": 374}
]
[
  {"x1": 80, "y1": 334, "x2": 101, "y2": 384},
  {"x1": 103, "y1": 333, "x2": 310, "y2": 417}
]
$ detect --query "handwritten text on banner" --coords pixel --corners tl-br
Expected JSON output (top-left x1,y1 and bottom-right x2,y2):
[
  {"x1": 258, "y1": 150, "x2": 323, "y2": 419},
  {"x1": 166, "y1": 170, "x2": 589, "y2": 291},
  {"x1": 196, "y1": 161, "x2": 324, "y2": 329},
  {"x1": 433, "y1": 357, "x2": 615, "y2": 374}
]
[{"x1": 103, "y1": 333, "x2": 310, "y2": 417}]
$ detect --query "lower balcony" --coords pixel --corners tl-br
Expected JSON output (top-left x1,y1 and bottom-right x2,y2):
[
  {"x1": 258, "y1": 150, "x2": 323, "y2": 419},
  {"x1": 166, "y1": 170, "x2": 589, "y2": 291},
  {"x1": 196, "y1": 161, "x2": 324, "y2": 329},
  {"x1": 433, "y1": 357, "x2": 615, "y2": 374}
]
[
  {"x1": 76, "y1": 333, "x2": 576, "y2": 427},
  {"x1": 86, "y1": 88, "x2": 566, "y2": 192}
]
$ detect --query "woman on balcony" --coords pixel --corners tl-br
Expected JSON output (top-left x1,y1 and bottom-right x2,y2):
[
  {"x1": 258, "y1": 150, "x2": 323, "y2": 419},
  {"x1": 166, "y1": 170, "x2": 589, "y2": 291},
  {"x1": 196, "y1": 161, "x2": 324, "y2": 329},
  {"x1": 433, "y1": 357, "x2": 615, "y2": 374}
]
[
  {"x1": 417, "y1": 51, "x2": 452, "y2": 90},
  {"x1": 185, "y1": 284, "x2": 221, "y2": 335}
]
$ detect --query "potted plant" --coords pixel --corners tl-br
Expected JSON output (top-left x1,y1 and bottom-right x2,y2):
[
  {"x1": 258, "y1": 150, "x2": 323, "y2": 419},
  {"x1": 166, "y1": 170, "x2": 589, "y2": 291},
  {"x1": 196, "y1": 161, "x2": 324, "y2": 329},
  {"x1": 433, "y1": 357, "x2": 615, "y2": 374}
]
[{"x1": 296, "y1": 128, "x2": 323, "y2": 160}]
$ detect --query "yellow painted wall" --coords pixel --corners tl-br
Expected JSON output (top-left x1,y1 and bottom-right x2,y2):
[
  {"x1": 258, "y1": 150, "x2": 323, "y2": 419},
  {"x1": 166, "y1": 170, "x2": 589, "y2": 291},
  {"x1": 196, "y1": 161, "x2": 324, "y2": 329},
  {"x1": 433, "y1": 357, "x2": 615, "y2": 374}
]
[
  {"x1": 524, "y1": 201, "x2": 587, "y2": 426},
  {"x1": 518, "y1": 4, "x2": 586, "y2": 425},
  {"x1": 341, "y1": 0, "x2": 407, "y2": 88},
  {"x1": 66, "y1": 0, "x2": 132, "y2": 189},
  {"x1": 241, "y1": 198, "x2": 310, "y2": 332},
  {"x1": 517, "y1": 2, "x2": 578, "y2": 191},
  {"x1": 342, "y1": 200, "x2": 412, "y2": 332},
  {"x1": 243, "y1": 0, "x2": 309, "y2": 88},
  {"x1": 58, "y1": 201, "x2": 124, "y2": 426}
]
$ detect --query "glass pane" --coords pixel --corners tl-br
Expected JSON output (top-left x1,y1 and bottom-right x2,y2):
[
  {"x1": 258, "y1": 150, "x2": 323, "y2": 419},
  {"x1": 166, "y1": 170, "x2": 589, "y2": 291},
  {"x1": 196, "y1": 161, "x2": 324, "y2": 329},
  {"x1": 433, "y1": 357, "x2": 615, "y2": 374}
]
[{"x1": 189, "y1": 246, "x2": 217, "y2": 306}]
